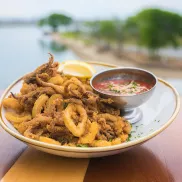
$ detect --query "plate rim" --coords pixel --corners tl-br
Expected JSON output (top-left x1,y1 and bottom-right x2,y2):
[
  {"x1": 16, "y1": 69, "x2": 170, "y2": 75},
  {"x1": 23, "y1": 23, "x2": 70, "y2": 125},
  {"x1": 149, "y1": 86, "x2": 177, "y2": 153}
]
[{"x1": 0, "y1": 62, "x2": 181, "y2": 153}]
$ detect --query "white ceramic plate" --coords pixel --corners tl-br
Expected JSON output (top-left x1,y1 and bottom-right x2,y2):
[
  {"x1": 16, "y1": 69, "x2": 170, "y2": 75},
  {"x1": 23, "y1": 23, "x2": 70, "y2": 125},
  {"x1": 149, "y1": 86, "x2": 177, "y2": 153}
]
[{"x1": 0, "y1": 62, "x2": 180, "y2": 158}]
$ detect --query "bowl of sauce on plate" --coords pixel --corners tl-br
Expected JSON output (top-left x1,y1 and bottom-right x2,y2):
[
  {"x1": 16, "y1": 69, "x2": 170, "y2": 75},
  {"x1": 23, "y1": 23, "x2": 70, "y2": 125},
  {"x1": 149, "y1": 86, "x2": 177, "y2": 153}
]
[{"x1": 90, "y1": 67, "x2": 157, "y2": 110}]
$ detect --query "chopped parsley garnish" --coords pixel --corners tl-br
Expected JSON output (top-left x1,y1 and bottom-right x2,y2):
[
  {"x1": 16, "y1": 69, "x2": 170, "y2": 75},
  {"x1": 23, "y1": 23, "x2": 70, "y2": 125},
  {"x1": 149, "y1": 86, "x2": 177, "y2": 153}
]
[
  {"x1": 111, "y1": 89, "x2": 120, "y2": 93},
  {"x1": 158, "y1": 120, "x2": 160, "y2": 122},
  {"x1": 108, "y1": 84, "x2": 113, "y2": 88},
  {"x1": 57, "y1": 137, "x2": 70, "y2": 144},
  {"x1": 63, "y1": 102, "x2": 68, "y2": 109},
  {"x1": 127, "y1": 134, "x2": 132, "y2": 142},
  {"x1": 133, "y1": 82, "x2": 138, "y2": 86},
  {"x1": 76, "y1": 144, "x2": 88, "y2": 148},
  {"x1": 109, "y1": 138, "x2": 113, "y2": 142}
]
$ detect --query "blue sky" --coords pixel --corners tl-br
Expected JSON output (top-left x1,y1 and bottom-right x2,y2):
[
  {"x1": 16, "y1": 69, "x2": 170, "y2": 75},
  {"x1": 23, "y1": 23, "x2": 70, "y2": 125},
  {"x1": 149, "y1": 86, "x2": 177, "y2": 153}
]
[{"x1": 1, "y1": 0, "x2": 182, "y2": 19}]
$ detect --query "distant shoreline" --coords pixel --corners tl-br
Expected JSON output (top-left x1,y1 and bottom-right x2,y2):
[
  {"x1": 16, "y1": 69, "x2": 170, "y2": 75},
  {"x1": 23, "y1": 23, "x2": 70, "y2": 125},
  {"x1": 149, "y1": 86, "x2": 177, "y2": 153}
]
[{"x1": 52, "y1": 33, "x2": 182, "y2": 79}]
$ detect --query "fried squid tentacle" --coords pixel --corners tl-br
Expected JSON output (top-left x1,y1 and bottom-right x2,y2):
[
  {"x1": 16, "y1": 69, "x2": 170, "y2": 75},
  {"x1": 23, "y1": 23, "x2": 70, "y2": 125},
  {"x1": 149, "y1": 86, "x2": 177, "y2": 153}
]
[
  {"x1": 45, "y1": 94, "x2": 63, "y2": 115},
  {"x1": 2, "y1": 98, "x2": 23, "y2": 113},
  {"x1": 97, "y1": 113, "x2": 126, "y2": 136},
  {"x1": 24, "y1": 126, "x2": 44, "y2": 140},
  {"x1": 20, "y1": 83, "x2": 37, "y2": 95},
  {"x1": 64, "y1": 77, "x2": 86, "y2": 98},
  {"x1": 23, "y1": 53, "x2": 58, "y2": 83},
  {"x1": 17, "y1": 115, "x2": 52, "y2": 134},
  {"x1": 36, "y1": 74, "x2": 64, "y2": 94},
  {"x1": 48, "y1": 74, "x2": 64, "y2": 85},
  {"x1": 17, "y1": 87, "x2": 56, "y2": 111}
]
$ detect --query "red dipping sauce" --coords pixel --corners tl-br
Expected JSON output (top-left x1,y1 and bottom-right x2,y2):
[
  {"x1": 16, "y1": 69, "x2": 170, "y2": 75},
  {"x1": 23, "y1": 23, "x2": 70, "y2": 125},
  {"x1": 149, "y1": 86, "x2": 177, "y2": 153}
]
[{"x1": 94, "y1": 79, "x2": 153, "y2": 96}]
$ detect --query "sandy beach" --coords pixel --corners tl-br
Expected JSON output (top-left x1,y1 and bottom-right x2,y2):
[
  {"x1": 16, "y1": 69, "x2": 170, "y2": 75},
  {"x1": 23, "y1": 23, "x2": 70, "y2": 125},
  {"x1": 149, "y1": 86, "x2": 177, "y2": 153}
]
[{"x1": 52, "y1": 34, "x2": 182, "y2": 79}]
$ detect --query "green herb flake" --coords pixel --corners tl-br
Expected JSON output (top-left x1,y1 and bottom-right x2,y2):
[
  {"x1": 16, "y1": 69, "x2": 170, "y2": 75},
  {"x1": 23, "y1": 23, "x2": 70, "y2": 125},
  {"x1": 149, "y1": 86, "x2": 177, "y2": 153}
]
[
  {"x1": 108, "y1": 84, "x2": 113, "y2": 89},
  {"x1": 111, "y1": 89, "x2": 120, "y2": 93},
  {"x1": 76, "y1": 144, "x2": 88, "y2": 148},
  {"x1": 126, "y1": 134, "x2": 132, "y2": 142},
  {"x1": 158, "y1": 120, "x2": 160, "y2": 122},
  {"x1": 133, "y1": 82, "x2": 138, "y2": 86},
  {"x1": 63, "y1": 102, "x2": 68, "y2": 109}
]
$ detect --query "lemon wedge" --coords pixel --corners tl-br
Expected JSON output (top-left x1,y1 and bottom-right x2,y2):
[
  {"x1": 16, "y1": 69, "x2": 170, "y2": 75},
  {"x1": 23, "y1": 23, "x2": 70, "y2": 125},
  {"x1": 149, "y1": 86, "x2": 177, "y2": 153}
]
[{"x1": 58, "y1": 60, "x2": 96, "y2": 78}]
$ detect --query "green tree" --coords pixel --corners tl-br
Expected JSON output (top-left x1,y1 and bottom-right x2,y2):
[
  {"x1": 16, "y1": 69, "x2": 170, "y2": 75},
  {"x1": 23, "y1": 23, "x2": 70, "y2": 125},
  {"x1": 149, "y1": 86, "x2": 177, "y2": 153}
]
[
  {"x1": 124, "y1": 16, "x2": 140, "y2": 43},
  {"x1": 38, "y1": 13, "x2": 72, "y2": 32},
  {"x1": 85, "y1": 20, "x2": 125, "y2": 51},
  {"x1": 37, "y1": 18, "x2": 47, "y2": 27},
  {"x1": 131, "y1": 8, "x2": 182, "y2": 56},
  {"x1": 84, "y1": 21, "x2": 101, "y2": 40}
]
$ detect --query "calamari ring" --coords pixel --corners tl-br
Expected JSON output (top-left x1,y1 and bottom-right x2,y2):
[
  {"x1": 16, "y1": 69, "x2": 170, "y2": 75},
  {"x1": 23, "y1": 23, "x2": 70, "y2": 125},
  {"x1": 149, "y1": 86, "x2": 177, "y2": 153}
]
[
  {"x1": 79, "y1": 122, "x2": 99, "y2": 144},
  {"x1": 2, "y1": 98, "x2": 23, "y2": 113},
  {"x1": 48, "y1": 74, "x2": 64, "y2": 85},
  {"x1": 36, "y1": 74, "x2": 64, "y2": 94},
  {"x1": 39, "y1": 136, "x2": 60, "y2": 145},
  {"x1": 63, "y1": 103, "x2": 87, "y2": 137},
  {"x1": 32, "y1": 94, "x2": 49, "y2": 117},
  {"x1": 45, "y1": 94, "x2": 63, "y2": 114},
  {"x1": 5, "y1": 112, "x2": 32, "y2": 124}
]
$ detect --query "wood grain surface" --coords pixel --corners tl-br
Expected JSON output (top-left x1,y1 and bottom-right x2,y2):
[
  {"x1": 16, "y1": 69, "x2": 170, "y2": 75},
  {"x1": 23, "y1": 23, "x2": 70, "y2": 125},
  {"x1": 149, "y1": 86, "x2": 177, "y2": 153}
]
[
  {"x1": 84, "y1": 98, "x2": 182, "y2": 182},
  {"x1": 0, "y1": 91, "x2": 27, "y2": 179},
  {"x1": 1, "y1": 148, "x2": 89, "y2": 182}
]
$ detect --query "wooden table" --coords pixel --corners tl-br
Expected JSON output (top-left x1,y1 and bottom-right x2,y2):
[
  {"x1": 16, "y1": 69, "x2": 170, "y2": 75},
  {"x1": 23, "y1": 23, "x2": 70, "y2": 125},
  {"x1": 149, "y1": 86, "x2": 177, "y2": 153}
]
[{"x1": 0, "y1": 90, "x2": 182, "y2": 182}]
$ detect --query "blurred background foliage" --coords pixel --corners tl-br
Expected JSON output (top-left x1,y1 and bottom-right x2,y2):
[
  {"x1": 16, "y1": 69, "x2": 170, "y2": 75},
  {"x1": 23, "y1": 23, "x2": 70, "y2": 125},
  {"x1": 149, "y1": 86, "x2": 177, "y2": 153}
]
[
  {"x1": 38, "y1": 8, "x2": 182, "y2": 58},
  {"x1": 38, "y1": 13, "x2": 72, "y2": 32}
]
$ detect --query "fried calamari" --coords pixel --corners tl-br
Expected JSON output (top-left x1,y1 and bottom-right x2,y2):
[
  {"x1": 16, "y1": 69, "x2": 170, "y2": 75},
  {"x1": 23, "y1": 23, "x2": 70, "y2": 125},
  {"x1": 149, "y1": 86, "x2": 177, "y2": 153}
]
[{"x1": 2, "y1": 54, "x2": 131, "y2": 147}]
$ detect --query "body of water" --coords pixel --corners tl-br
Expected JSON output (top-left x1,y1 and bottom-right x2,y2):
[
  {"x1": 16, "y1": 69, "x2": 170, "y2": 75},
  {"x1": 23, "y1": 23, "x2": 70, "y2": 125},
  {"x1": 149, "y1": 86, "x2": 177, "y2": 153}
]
[
  {"x1": 0, "y1": 26, "x2": 79, "y2": 89},
  {"x1": 0, "y1": 26, "x2": 181, "y2": 95}
]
